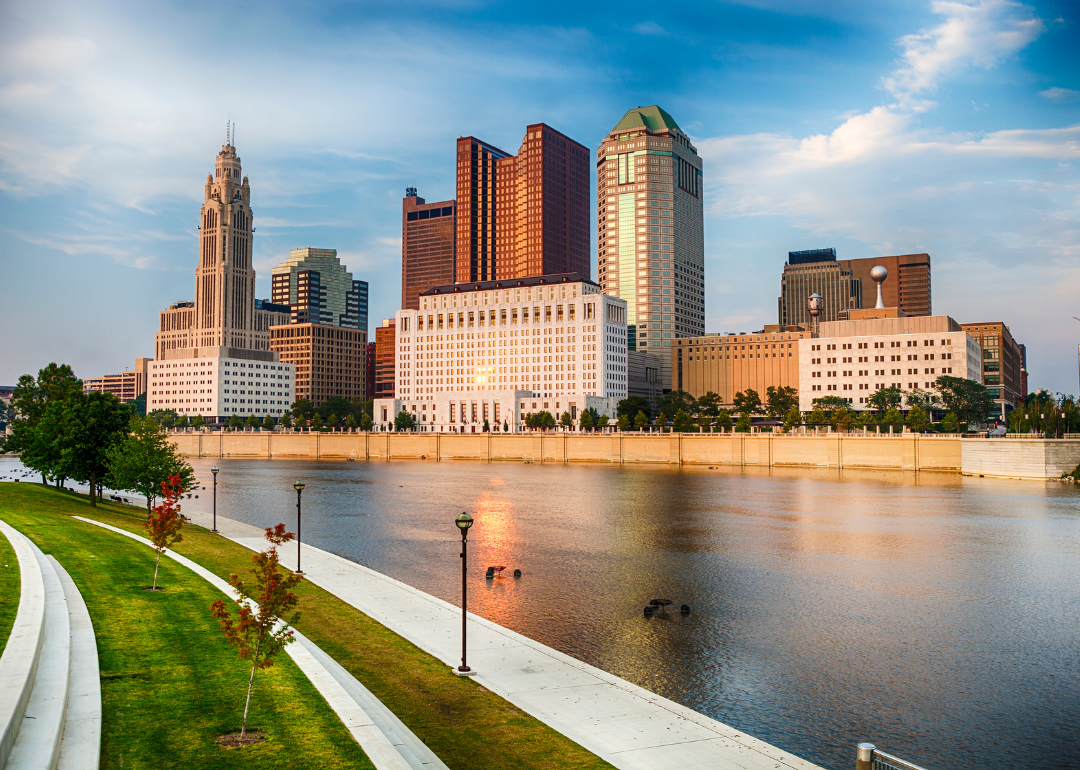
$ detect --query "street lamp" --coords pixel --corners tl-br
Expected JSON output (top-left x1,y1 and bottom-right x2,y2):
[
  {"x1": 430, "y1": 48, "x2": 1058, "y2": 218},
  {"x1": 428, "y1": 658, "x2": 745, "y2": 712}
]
[
  {"x1": 210, "y1": 466, "x2": 219, "y2": 533},
  {"x1": 455, "y1": 511, "x2": 474, "y2": 674},
  {"x1": 293, "y1": 480, "x2": 305, "y2": 574}
]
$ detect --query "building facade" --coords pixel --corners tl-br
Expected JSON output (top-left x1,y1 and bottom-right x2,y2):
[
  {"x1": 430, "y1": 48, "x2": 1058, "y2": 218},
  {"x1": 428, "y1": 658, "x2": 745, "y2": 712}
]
[
  {"x1": 494, "y1": 123, "x2": 591, "y2": 281},
  {"x1": 402, "y1": 189, "x2": 456, "y2": 310},
  {"x1": 374, "y1": 274, "x2": 627, "y2": 432},
  {"x1": 960, "y1": 322, "x2": 1024, "y2": 417},
  {"x1": 672, "y1": 330, "x2": 808, "y2": 405},
  {"x1": 797, "y1": 311, "x2": 981, "y2": 412},
  {"x1": 365, "y1": 342, "x2": 376, "y2": 402},
  {"x1": 83, "y1": 358, "x2": 153, "y2": 403},
  {"x1": 149, "y1": 135, "x2": 292, "y2": 422},
  {"x1": 597, "y1": 106, "x2": 705, "y2": 381},
  {"x1": 269, "y1": 323, "x2": 366, "y2": 407},
  {"x1": 779, "y1": 249, "x2": 932, "y2": 326},
  {"x1": 456, "y1": 136, "x2": 511, "y2": 283},
  {"x1": 374, "y1": 319, "x2": 396, "y2": 399},
  {"x1": 271, "y1": 248, "x2": 368, "y2": 331}
]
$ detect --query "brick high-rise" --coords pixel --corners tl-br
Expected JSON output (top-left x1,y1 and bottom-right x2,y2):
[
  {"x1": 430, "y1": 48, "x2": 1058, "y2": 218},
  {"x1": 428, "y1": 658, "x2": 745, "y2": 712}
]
[
  {"x1": 456, "y1": 136, "x2": 509, "y2": 283},
  {"x1": 402, "y1": 188, "x2": 456, "y2": 310}
]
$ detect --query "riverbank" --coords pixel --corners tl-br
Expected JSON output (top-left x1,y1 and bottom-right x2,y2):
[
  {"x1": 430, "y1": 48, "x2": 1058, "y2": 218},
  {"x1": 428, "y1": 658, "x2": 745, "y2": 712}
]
[{"x1": 167, "y1": 431, "x2": 1080, "y2": 479}]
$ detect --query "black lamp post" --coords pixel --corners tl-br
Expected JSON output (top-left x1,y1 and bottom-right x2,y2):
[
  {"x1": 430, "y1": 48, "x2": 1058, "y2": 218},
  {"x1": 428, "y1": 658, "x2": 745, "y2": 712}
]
[
  {"x1": 210, "y1": 466, "x2": 219, "y2": 533},
  {"x1": 294, "y1": 480, "x2": 305, "y2": 574},
  {"x1": 455, "y1": 511, "x2": 474, "y2": 673}
]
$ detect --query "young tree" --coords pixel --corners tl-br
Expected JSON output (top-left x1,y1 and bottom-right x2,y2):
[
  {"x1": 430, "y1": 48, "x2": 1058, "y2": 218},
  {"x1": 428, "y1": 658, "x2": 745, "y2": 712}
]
[
  {"x1": 634, "y1": 410, "x2": 650, "y2": 431},
  {"x1": 281, "y1": 414, "x2": 293, "y2": 430},
  {"x1": 245, "y1": 414, "x2": 260, "y2": 429},
  {"x1": 906, "y1": 406, "x2": 930, "y2": 432},
  {"x1": 228, "y1": 414, "x2": 242, "y2": 430},
  {"x1": 941, "y1": 412, "x2": 960, "y2": 433},
  {"x1": 735, "y1": 412, "x2": 752, "y2": 432},
  {"x1": 538, "y1": 412, "x2": 556, "y2": 430},
  {"x1": 617, "y1": 413, "x2": 631, "y2": 432},
  {"x1": 192, "y1": 414, "x2": 205, "y2": 429},
  {"x1": 310, "y1": 414, "x2": 324, "y2": 430},
  {"x1": 210, "y1": 524, "x2": 302, "y2": 742},
  {"x1": 834, "y1": 407, "x2": 855, "y2": 432},
  {"x1": 732, "y1": 389, "x2": 762, "y2": 419},
  {"x1": 483, "y1": 418, "x2": 490, "y2": 432},
  {"x1": 502, "y1": 419, "x2": 509, "y2": 432},
  {"x1": 359, "y1": 412, "x2": 373, "y2": 431},
  {"x1": 867, "y1": 387, "x2": 903, "y2": 413},
  {"x1": 260, "y1": 415, "x2": 275, "y2": 432},
  {"x1": 806, "y1": 408, "x2": 827, "y2": 426},
  {"x1": 106, "y1": 416, "x2": 196, "y2": 514},
  {"x1": 596, "y1": 414, "x2": 610, "y2": 431},
  {"x1": 559, "y1": 411, "x2": 573, "y2": 429},
  {"x1": 579, "y1": 407, "x2": 596, "y2": 432},
  {"x1": 765, "y1": 386, "x2": 799, "y2": 419},
  {"x1": 672, "y1": 409, "x2": 694, "y2": 433},
  {"x1": 783, "y1": 405, "x2": 802, "y2": 432},
  {"x1": 882, "y1": 407, "x2": 904, "y2": 425},
  {"x1": 344, "y1": 414, "x2": 356, "y2": 430},
  {"x1": 857, "y1": 410, "x2": 877, "y2": 430},
  {"x1": 394, "y1": 410, "x2": 416, "y2": 431},
  {"x1": 326, "y1": 414, "x2": 339, "y2": 431},
  {"x1": 715, "y1": 410, "x2": 733, "y2": 432},
  {"x1": 145, "y1": 475, "x2": 185, "y2": 591}
]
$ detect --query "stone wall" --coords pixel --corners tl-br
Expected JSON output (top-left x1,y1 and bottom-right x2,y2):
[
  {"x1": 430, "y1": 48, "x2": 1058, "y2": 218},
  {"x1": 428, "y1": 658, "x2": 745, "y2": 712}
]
[{"x1": 960, "y1": 438, "x2": 1080, "y2": 480}]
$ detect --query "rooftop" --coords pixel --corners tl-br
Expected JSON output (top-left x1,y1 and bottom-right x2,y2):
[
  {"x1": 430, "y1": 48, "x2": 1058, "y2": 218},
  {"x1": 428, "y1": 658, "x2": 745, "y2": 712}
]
[
  {"x1": 421, "y1": 273, "x2": 598, "y2": 296},
  {"x1": 611, "y1": 105, "x2": 681, "y2": 134}
]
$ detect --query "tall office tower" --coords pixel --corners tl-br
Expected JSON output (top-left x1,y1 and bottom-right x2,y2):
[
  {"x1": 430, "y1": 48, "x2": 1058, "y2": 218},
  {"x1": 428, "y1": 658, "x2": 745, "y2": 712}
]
[
  {"x1": 597, "y1": 106, "x2": 705, "y2": 371},
  {"x1": 494, "y1": 124, "x2": 591, "y2": 280},
  {"x1": 271, "y1": 248, "x2": 367, "y2": 331},
  {"x1": 456, "y1": 136, "x2": 510, "y2": 283},
  {"x1": 402, "y1": 188, "x2": 456, "y2": 310},
  {"x1": 778, "y1": 249, "x2": 932, "y2": 326},
  {"x1": 150, "y1": 132, "x2": 295, "y2": 423},
  {"x1": 374, "y1": 319, "x2": 396, "y2": 399}
]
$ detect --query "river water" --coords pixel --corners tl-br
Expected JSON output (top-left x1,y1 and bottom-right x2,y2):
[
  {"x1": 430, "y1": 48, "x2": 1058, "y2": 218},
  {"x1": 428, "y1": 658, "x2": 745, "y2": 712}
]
[{"x1": 3, "y1": 456, "x2": 1078, "y2": 769}]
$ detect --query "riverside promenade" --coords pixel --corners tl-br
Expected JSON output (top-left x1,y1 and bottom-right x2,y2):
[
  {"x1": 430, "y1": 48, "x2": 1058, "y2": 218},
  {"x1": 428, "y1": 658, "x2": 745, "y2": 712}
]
[{"x1": 183, "y1": 505, "x2": 824, "y2": 770}]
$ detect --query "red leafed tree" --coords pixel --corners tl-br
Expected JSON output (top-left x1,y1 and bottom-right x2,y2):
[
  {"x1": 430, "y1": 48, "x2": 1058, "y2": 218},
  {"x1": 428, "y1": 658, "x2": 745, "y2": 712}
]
[
  {"x1": 144, "y1": 474, "x2": 185, "y2": 590},
  {"x1": 210, "y1": 523, "x2": 302, "y2": 739}
]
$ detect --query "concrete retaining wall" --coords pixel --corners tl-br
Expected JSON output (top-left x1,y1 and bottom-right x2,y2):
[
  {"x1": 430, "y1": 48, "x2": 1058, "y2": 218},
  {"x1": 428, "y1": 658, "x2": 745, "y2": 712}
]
[{"x1": 960, "y1": 438, "x2": 1080, "y2": 480}]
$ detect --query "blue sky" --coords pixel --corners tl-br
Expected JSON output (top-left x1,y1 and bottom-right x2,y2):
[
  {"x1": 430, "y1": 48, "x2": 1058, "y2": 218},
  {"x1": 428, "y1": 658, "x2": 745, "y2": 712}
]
[{"x1": 1, "y1": 0, "x2": 1078, "y2": 394}]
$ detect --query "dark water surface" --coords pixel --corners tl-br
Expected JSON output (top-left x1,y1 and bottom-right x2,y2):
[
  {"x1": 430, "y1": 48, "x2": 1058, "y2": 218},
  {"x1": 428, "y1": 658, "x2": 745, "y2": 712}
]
[{"x1": 4, "y1": 457, "x2": 1078, "y2": 769}]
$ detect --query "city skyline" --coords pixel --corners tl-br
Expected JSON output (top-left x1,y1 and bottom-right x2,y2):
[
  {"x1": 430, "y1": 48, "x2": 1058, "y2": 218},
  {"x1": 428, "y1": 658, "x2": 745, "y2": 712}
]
[{"x1": 1, "y1": 0, "x2": 1077, "y2": 393}]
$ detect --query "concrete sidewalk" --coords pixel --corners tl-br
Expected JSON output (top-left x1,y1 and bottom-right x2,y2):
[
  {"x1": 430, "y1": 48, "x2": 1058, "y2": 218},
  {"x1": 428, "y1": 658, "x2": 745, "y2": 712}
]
[{"x1": 185, "y1": 507, "x2": 823, "y2": 770}]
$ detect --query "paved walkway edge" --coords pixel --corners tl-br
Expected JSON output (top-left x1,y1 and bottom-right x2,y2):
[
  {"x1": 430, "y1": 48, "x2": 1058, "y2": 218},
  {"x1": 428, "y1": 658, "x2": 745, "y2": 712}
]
[{"x1": 71, "y1": 516, "x2": 430, "y2": 770}]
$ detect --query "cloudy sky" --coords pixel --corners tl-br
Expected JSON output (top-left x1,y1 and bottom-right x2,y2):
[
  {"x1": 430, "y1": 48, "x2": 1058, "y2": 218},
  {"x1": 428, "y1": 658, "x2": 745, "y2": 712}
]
[{"x1": 1, "y1": 0, "x2": 1077, "y2": 394}]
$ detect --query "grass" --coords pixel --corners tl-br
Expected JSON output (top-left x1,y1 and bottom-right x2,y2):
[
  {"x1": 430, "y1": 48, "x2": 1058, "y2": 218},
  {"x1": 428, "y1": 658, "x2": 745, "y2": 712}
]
[
  {"x1": 0, "y1": 484, "x2": 373, "y2": 770},
  {"x1": 0, "y1": 483, "x2": 615, "y2": 770},
  {"x1": 0, "y1": 525, "x2": 18, "y2": 656}
]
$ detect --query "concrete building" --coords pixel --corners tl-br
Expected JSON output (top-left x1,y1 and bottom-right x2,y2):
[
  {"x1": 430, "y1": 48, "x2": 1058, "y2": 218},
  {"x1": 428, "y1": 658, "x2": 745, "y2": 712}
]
[
  {"x1": 672, "y1": 330, "x2": 809, "y2": 405},
  {"x1": 271, "y1": 248, "x2": 368, "y2": 331},
  {"x1": 149, "y1": 132, "x2": 293, "y2": 422},
  {"x1": 374, "y1": 273, "x2": 626, "y2": 432},
  {"x1": 401, "y1": 188, "x2": 455, "y2": 310},
  {"x1": 778, "y1": 249, "x2": 932, "y2": 326},
  {"x1": 797, "y1": 309, "x2": 982, "y2": 412},
  {"x1": 82, "y1": 358, "x2": 152, "y2": 403},
  {"x1": 597, "y1": 105, "x2": 705, "y2": 388},
  {"x1": 269, "y1": 323, "x2": 366, "y2": 407},
  {"x1": 960, "y1": 322, "x2": 1024, "y2": 418},
  {"x1": 628, "y1": 350, "x2": 664, "y2": 408},
  {"x1": 456, "y1": 136, "x2": 511, "y2": 283},
  {"x1": 374, "y1": 319, "x2": 396, "y2": 399}
]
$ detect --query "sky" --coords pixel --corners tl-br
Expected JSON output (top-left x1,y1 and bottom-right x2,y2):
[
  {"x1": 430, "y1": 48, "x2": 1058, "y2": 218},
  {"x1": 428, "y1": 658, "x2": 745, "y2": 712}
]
[{"x1": 1, "y1": 0, "x2": 1077, "y2": 394}]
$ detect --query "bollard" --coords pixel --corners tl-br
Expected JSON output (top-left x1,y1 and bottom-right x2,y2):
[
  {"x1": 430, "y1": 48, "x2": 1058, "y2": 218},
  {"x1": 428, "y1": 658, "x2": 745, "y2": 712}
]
[{"x1": 856, "y1": 743, "x2": 875, "y2": 770}]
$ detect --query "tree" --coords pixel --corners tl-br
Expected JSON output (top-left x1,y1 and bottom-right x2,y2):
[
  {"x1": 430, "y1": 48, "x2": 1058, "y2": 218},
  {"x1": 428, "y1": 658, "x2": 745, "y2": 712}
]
[
  {"x1": 6, "y1": 363, "x2": 83, "y2": 484},
  {"x1": 192, "y1": 414, "x2": 205, "y2": 429},
  {"x1": 394, "y1": 410, "x2": 416, "y2": 431},
  {"x1": 317, "y1": 397, "x2": 353, "y2": 421},
  {"x1": 806, "y1": 408, "x2": 827, "y2": 426},
  {"x1": 579, "y1": 407, "x2": 598, "y2": 432},
  {"x1": 882, "y1": 407, "x2": 903, "y2": 425},
  {"x1": 153, "y1": 410, "x2": 178, "y2": 429},
  {"x1": 617, "y1": 395, "x2": 652, "y2": 422},
  {"x1": 310, "y1": 414, "x2": 324, "y2": 430},
  {"x1": 176, "y1": 415, "x2": 190, "y2": 429},
  {"x1": 672, "y1": 409, "x2": 694, "y2": 433},
  {"x1": 617, "y1": 414, "x2": 631, "y2": 432},
  {"x1": 935, "y1": 375, "x2": 995, "y2": 426},
  {"x1": 227, "y1": 414, "x2": 241, "y2": 430},
  {"x1": 133, "y1": 392, "x2": 147, "y2": 418},
  {"x1": 56, "y1": 391, "x2": 130, "y2": 506},
  {"x1": 483, "y1": 418, "x2": 490, "y2": 432},
  {"x1": 834, "y1": 407, "x2": 855, "y2": 432},
  {"x1": 210, "y1": 523, "x2": 302, "y2": 742},
  {"x1": 359, "y1": 412, "x2": 372, "y2": 431},
  {"x1": 857, "y1": 410, "x2": 876, "y2": 430},
  {"x1": 502, "y1": 419, "x2": 509, "y2": 432},
  {"x1": 145, "y1": 475, "x2": 185, "y2": 591},
  {"x1": 905, "y1": 388, "x2": 940, "y2": 414},
  {"x1": 732, "y1": 389, "x2": 762, "y2": 418},
  {"x1": 811, "y1": 395, "x2": 849, "y2": 413},
  {"x1": 696, "y1": 391, "x2": 722, "y2": 430},
  {"x1": 906, "y1": 406, "x2": 930, "y2": 432},
  {"x1": 106, "y1": 416, "x2": 196, "y2": 514},
  {"x1": 559, "y1": 411, "x2": 572, "y2": 429},
  {"x1": 290, "y1": 399, "x2": 315, "y2": 420},
  {"x1": 765, "y1": 386, "x2": 799, "y2": 419},
  {"x1": 783, "y1": 405, "x2": 802, "y2": 432},
  {"x1": 537, "y1": 412, "x2": 556, "y2": 430},
  {"x1": 735, "y1": 413, "x2": 752, "y2": 432},
  {"x1": 715, "y1": 410, "x2": 733, "y2": 431},
  {"x1": 596, "y1": 414, "x2": 610, "y2": 430},
  {"x1": 281, "y1": 414, "x2": 293, "y2": 429},
  {"x1": 656, "y1": 391, "x2": 697, "y2": 424},
  {"x1": 941, "y1": 412, "x2": 960, "y2": 433},
  {"x1": 634, "y1": 410, "x2": 649, "y2": 431},
  {"x1": 262, "y1": 415, "x2": 276, "y2": 431},
  {"x1": 867, "y1": 387, "x2": 903, "y2": 413},
  {"x1": 326, "y1": 413, "x2": 339, "y2": 430},
  {"x1": 243, "y1": 414, "x2": 258, "y2": 429},
  {"x1": 344, "y1": 414, "x2": 356, "y2": 429}
]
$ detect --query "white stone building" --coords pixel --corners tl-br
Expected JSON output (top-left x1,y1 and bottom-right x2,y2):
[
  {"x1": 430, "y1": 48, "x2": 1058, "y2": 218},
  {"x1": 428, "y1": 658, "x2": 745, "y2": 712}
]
[
  {"x1": 147, "y1": 356, "x2": 294, "y2": 420},
  {"x1": 374, "y1": 274, "x2": 627, "y2": 432},
  {"x1": 797, "y1": 310, "x2": 982, "y2": 412}
]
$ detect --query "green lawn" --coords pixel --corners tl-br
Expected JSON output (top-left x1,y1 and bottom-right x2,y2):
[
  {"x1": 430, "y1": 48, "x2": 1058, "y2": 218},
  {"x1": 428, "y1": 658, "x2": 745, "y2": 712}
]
[
  {"x1": 0, "y1": 483, "x2": 615, "y2": 770},
  {"x1": 0, "y1": 525, "x2": 18, "y2": 656},
  {"x1": 0, "y1": 484, "x2": 373, "y2": 770}
]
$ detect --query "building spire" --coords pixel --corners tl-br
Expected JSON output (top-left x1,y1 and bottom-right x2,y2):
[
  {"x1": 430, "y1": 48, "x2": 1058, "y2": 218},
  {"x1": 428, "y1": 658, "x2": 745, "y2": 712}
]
[{"x1": 226, "y1": 118, "x2": 231, "y2": 146}]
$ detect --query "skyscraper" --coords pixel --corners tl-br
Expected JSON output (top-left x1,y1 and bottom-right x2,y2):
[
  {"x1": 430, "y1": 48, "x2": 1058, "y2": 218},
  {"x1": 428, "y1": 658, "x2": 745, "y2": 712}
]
[
  {"x1": 402, "y1": 188, "x2": 456, "y2": 310},
  {"x1": 456, "y1": 136, "x2": 510, "y2": 283},
  {"x1": 270, "y1": 248, "x2": 368, "y2": 331},
  {"x1": 494, "y1": 123, "x2": 591, "y2": 280},
  {"x1": 597, "y1": 106, "x2": 705, "y2": 366}
]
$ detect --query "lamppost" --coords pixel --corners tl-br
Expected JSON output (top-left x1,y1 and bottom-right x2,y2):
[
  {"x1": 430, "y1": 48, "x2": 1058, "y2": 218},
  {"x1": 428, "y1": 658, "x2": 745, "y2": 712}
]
[
  {"x1": 294, "y1": 480, "x2": 305, "y2": 574},
  {"x1": 210, "y1": 466, "x2": 219, "y2": 533},
  {"x1": 455, "y1": 512, "x2": 474, "y2": 674}
]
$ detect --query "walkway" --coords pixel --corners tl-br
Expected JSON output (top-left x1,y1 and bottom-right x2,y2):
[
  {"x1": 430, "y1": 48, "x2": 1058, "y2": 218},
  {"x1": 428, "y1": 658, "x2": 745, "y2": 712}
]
[{"x1": 184, "y1": 509, "x2": 824, "y2": 770}]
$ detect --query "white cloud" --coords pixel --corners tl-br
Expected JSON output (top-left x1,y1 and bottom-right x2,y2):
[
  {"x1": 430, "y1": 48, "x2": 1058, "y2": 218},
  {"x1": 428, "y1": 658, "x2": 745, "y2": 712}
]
[
  {"x1": 1040, "y1": 87, "x2": 1080, "y2": 102},
  {"x1": 633, "y1": 21, "x2": 669, "y2": 36}
]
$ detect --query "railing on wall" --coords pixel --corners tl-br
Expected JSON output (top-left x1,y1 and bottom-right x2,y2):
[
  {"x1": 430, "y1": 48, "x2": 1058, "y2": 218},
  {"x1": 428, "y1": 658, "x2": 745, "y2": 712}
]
[{"x1": 857, "y1": 743, "x2": 928, "y2": 770}]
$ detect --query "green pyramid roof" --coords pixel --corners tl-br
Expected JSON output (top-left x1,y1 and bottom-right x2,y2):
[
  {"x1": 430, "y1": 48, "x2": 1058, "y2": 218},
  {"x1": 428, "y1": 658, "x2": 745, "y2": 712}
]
[{"x1": 611, "y1": 105, "x2": 681, "y2": 134}]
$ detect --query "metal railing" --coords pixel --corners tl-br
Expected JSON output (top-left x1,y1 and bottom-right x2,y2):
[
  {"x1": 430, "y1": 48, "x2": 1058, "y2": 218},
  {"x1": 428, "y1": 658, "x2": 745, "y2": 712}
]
[{"x1": 857, "y1": 743, "x2": 928, "y2": 770}]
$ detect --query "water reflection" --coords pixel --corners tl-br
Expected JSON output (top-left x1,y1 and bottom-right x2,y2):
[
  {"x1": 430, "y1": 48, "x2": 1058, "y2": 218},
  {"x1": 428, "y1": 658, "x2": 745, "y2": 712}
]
[{"x1": 4, "y1": 456, "x2": 1076, "y2": 770}]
